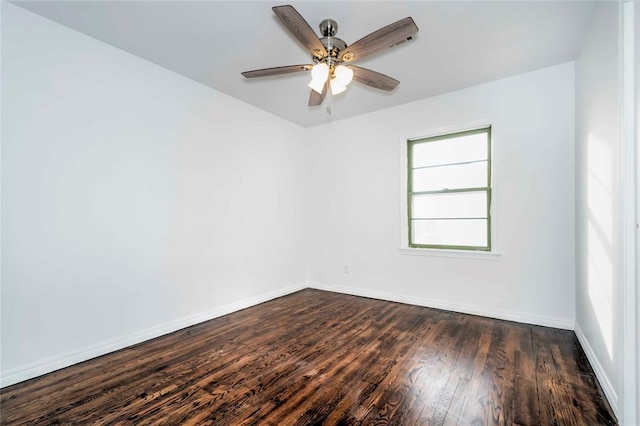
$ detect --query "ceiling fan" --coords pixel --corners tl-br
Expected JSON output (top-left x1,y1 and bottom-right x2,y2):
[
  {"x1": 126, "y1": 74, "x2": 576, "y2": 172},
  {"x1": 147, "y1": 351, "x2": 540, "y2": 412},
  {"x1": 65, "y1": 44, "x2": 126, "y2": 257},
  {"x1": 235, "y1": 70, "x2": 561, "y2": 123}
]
[{"x1": 241, "y1": 5, "x2": 419, "y2": 107}]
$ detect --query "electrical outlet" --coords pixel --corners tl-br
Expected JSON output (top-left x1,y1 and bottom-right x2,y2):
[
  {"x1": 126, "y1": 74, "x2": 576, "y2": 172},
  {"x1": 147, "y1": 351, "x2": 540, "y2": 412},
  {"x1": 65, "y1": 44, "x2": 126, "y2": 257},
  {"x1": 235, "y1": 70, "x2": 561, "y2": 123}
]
[{"x1": 343, "y1": 264, "x2": 350, "y2": 274}]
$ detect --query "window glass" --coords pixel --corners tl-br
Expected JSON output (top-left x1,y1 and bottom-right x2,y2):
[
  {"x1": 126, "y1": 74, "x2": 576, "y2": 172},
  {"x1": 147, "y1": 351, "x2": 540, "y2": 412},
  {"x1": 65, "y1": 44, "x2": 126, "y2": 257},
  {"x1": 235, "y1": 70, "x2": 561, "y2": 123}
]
[
  {"x1": 411, "y1": 219, "x2": 488, "y2": 247},
  {"x1": 412, "y1": 133, "x2": 487, "y2": 168},
  {"x1": 411, "y1": 161, "x2": 487, "y2": 192},
  {"x1": 411, "y1": 192, "x2": 487, "y2": 219}
]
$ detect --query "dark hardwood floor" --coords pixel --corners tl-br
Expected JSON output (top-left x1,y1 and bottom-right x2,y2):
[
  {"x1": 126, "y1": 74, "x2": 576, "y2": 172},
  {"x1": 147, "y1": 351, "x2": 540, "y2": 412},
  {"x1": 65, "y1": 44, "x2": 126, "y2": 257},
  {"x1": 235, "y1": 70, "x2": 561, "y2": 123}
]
[{"x1": 1, "y1": 289, "x2": 616, "y2": 425}]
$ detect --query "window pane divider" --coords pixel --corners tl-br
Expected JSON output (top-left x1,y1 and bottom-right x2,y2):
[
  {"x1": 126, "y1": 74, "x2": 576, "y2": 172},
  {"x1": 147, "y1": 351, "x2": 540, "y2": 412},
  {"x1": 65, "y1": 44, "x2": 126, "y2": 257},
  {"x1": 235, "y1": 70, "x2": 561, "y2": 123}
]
[
  {"x1": 409, "y1": 187, "x2": 489, "y2": 196},
  {"x1": 412, "y1": 217, "x2": 487, "y2": 221},
  {"x1": 411, "y1": 158, "x2": 487, "y2": 171}
]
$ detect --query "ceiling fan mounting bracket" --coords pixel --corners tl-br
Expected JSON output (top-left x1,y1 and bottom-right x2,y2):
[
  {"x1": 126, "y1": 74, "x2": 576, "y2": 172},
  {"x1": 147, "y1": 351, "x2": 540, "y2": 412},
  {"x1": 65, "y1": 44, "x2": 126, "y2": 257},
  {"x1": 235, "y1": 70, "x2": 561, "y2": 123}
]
[{"x1": 319, "y1": 18, "x2": 338, "y2": 37}]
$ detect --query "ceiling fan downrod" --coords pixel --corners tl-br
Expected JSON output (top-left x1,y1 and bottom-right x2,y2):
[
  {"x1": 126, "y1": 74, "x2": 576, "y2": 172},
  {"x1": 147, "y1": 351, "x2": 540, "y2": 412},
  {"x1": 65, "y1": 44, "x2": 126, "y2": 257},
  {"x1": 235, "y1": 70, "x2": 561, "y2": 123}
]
[{"x1": 317, "y1": 18, "x2": 347, "y2": 66}]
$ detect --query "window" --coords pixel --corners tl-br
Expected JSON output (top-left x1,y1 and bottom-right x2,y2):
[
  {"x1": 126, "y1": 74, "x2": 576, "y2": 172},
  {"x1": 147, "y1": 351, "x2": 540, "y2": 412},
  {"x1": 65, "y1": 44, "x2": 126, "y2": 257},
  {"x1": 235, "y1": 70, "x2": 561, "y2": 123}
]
[{"x1": 407, "y1": 127, "x2": 492, "y2": 251}]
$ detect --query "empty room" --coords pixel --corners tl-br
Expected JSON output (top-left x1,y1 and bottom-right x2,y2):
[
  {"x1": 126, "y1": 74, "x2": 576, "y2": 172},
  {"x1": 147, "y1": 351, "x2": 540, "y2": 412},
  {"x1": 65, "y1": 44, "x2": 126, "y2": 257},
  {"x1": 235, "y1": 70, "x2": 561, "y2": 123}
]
[{"x1": 1, "y1": 1, "x2": 638, "y2": 425}]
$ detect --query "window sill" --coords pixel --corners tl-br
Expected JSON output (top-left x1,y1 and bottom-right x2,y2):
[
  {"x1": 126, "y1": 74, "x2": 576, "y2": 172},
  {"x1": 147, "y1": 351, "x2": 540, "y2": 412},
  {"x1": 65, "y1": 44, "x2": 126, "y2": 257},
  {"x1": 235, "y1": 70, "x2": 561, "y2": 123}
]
[{"x1": 399, "y1": 247, "x2": 502, "y2": 260}]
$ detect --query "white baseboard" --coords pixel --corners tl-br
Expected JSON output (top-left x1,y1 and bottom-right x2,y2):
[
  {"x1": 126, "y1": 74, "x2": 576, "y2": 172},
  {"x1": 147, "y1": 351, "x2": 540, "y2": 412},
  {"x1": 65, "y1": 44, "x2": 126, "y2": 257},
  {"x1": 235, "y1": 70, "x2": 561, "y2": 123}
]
[
  {"x1": 574, "y1": 323, "x2": 619, "y2": 418},
  {"x1": 0, "y1": 282, "x2": 306, "y2": 389},
  {"x1": 307, "y1": 281, "x2": 574, "y2": 330}
]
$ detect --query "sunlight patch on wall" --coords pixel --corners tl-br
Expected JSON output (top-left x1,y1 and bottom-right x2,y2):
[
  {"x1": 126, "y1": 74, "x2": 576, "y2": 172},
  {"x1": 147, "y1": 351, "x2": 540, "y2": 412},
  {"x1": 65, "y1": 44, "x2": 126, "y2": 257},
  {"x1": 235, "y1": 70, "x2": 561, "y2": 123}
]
[{"x1": 587, "y1": 134, "x2": 614, "y2": 360}]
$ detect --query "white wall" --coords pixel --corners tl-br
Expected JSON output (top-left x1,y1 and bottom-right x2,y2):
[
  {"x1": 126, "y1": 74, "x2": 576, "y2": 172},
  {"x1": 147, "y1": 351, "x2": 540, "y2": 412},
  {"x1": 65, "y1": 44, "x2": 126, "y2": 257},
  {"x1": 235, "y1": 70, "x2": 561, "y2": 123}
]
[
  {"x1": 574, "y1": 1, "x2": 621, "y2": 416},
  {"x1": 307, "y1": 62, "x2": 576, "y2": 329},
  {"x1": 1, "y1": 3, "x2": 307, "y2": 386}
]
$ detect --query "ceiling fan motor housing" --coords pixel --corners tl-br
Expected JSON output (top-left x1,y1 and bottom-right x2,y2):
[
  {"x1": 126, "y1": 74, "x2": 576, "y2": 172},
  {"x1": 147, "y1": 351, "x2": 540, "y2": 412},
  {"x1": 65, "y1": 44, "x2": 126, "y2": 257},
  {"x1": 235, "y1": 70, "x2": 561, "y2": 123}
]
[
  {"x1": 317, "y1": 19, "x2": 347, "y2": 66},
  {"x1": 319, "y1": 37, "x2": 346, "y2": 62}
]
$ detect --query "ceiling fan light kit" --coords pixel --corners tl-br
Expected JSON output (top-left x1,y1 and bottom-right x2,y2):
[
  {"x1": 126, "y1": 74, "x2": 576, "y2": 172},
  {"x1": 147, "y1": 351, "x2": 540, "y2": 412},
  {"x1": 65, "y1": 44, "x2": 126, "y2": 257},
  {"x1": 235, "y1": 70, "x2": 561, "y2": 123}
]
[
  {"x1": 241, "y1": 5, "x2": 418, "y2": 107},
  {"x1": 330, "y1": 78, "x2": 347, "y2": 95},
  {"x1": 334, "y1": 65, "x2": 354, "y2": 86},
  {"x1": 308, "y1": 62, "x2": 329, "y2": 93},
  {"x1": 308, "y1": 63, "x2": 353, "y2": 95}
]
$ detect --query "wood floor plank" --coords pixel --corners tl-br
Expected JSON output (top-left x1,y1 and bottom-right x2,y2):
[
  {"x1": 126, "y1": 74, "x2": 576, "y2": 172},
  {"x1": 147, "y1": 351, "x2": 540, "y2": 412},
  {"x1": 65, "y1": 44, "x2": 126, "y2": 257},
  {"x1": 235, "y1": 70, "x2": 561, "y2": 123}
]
[
  {"x1": 441, "y1": 318, "x2": 495, "y2": 424},
  {"x1": 407, "y1": 313, "x2": 474, "y2": 425},
  {"x1": 229, "y1": 301, "x2": 406, "y2": 424},
  {"x1": 343, "y1": 310, "x2": 448, "y2": 425},
  {"x1": 325, "y1": 309, "x2": 452, "y2": 425},
  {"x1": 0, "y1": 289, "x2": 617, "y2": 425}
]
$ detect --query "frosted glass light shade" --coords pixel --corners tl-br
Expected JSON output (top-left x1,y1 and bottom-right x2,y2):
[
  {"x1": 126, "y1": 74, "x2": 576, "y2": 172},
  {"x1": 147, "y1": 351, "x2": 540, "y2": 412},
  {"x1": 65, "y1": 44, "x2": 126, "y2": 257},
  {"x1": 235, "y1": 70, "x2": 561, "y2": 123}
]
[
  {"x1": 308, "y1": 63, "x2": 329, "y2": 94},
  {"x1": 311, "y1": 62, "x2": 329, "y2": 80},
  {"x1": 308, "y1": 78, "x2": 326, "y2": 94},
  {"x1": 330, "y1": 78, "x2": 347, "y2": 95},
  {"x1": 334, "y1": 65, "x2": 353, "y2": 86}
]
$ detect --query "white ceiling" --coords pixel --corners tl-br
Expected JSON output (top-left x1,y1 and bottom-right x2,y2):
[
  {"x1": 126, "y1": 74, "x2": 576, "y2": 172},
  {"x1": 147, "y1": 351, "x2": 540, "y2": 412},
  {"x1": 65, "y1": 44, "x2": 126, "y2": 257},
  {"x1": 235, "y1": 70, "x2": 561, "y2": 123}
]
[{"x1": 12, "y1": 1, "x2": 596, "y2": 127}]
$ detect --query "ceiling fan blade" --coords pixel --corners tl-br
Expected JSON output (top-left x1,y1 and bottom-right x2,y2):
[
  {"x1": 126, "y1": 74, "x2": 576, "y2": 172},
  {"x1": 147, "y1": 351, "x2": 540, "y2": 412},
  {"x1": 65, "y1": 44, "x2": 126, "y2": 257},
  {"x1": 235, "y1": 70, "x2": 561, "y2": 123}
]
[
  {"x1": 273, "y1": 5, "x2": 328, "y2": 59},
  {"x1": 349, "y1": 66, "x2": 399, "y2": 91},
  {"x1": 339, "y1": 17, "x2": 418, "y2": 62},
  {"x1": 308, "y1": 80, "x2": 328, "y2": 106},
  {"x1": 241, "y1": 64, "x2": 313, "y2": 78}
]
